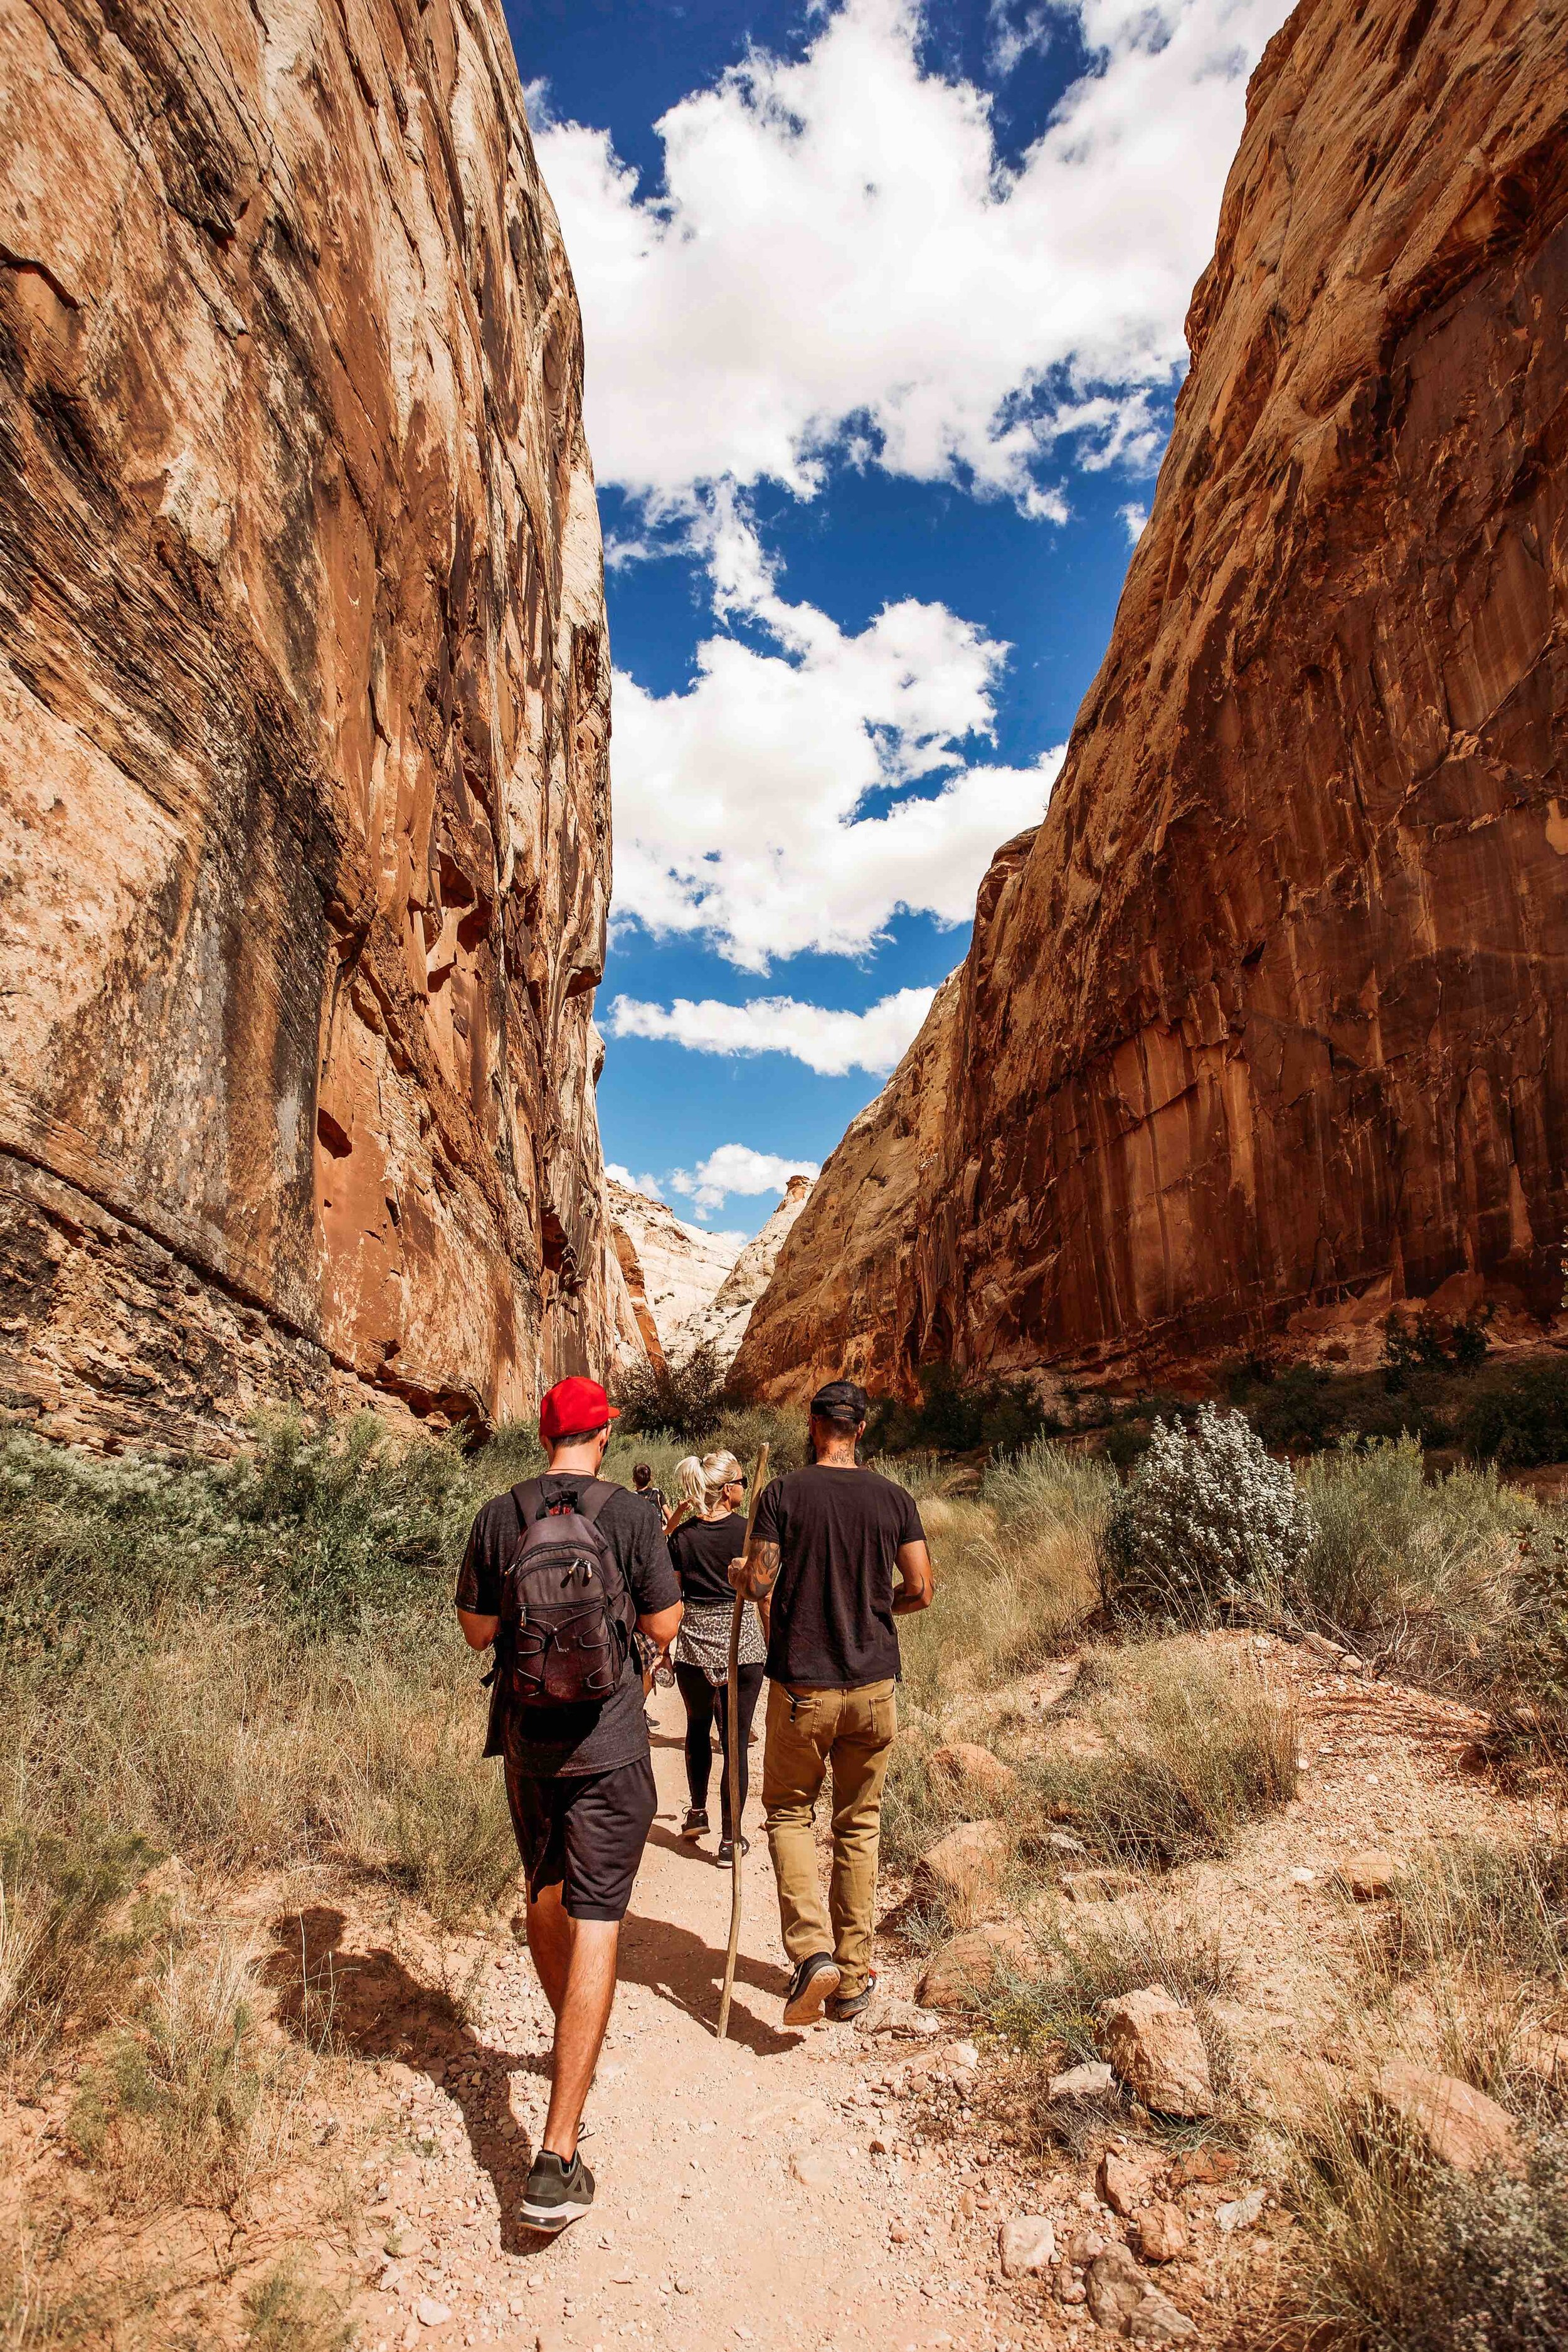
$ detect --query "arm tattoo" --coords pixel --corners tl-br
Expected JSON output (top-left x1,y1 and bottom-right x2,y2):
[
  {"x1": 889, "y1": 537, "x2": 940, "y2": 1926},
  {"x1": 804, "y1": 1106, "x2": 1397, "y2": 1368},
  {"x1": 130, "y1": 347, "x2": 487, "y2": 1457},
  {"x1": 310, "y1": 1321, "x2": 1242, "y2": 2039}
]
[{"x1": 734, "y1": 1537, "x2": 781, "y2": 1599}]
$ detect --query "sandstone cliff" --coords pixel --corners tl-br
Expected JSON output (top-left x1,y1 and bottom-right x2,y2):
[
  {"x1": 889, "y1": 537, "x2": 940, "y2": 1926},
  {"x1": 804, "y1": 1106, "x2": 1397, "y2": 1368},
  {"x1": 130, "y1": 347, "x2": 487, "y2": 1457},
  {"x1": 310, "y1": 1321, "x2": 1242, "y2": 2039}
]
[
  {"x1": 0, "y1": 0, "x2": 629, "y2": 1448},
  {"x1": 736, "y1": 0, "x2": 1568, "y2": 1404},
  {"x1": 679, "y1": 1173, "x2": 815, "y2": 1368},
  {"x1": 604, "y1": 1180, "x2": 741, "y2": 1369}
]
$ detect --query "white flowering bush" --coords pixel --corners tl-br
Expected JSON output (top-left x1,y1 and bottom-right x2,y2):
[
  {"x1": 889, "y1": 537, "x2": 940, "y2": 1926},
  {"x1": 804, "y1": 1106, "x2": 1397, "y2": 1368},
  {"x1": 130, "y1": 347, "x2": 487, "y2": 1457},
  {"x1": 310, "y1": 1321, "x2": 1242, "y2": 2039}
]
[{"x1": 1101, "y1": 1403, "x2": 1315, "y2": 1619}]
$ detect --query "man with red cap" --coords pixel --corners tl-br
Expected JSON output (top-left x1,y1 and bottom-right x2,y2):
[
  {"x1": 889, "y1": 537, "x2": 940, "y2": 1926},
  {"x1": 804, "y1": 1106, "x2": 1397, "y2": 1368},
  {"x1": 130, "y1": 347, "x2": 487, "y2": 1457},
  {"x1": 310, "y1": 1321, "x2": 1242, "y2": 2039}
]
[{"x1": 456, "y1": 1375, "x2": 681, "y2": 2232}]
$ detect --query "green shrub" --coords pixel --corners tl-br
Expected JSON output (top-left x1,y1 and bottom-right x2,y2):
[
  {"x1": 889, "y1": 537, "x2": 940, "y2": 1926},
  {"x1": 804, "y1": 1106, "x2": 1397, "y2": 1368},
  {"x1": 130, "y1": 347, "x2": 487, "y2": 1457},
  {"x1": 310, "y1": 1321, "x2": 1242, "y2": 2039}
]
[
  {"x1": 1101, "y1": 1403, "x2": 1315, "y2": 1620},
  {"x1": 864, "y1": 1365, "x2": 1057, "y2": 1458},
  {"x1": 1463, "y1": 1360, "x2": 1568, "y2": 1468},
  {"x1": 612, "y1": 1343, "x2": 732, "y2": 1441}
]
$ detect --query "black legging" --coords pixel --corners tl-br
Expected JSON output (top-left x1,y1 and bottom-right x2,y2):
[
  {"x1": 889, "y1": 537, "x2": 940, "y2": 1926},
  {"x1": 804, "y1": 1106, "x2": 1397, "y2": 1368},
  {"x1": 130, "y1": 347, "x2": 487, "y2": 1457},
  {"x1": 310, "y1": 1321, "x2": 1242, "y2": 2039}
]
[{"x1": 675, "y1": 1661, "x2": 765, "y2": 1838}]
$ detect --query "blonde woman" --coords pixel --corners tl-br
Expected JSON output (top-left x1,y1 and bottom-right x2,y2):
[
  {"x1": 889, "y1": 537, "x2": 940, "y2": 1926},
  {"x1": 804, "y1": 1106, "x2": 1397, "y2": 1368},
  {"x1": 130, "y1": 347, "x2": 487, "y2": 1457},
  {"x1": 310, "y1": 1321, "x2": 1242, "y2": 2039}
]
[{"x1": 667, "y1": 1451, "x2": 765, "y2": 1861}]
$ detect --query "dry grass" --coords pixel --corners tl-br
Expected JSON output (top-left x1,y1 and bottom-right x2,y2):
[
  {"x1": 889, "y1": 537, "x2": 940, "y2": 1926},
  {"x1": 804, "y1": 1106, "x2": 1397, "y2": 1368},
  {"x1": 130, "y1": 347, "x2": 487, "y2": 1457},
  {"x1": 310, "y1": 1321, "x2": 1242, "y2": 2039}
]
[
  {"x1": 0, "y1": 1828, "x2": 159, "y2": 2066},
  {"x1": 896, "y1": 1442, "x2": 1111, "y2": 1709},
  {"x1": 2, "y1": 1617, "x2": 517, "y2": 1930},
  {"x1": 63, "y1": 1931, "x2": 312, "y2": 2213},
  {"x1": 977, "y1": 1899, "x2": 1241, "y2": 2156},
  {"x1": 1274, "y1": 2100, "x2": 1568, "y2": 2351},
  {"x1": 240, "y1": 2262, "x2": 355, "y2": 2352},
  {"x1": 1020, "y1": 1638, "x2": 1298, "y2": 1867}
]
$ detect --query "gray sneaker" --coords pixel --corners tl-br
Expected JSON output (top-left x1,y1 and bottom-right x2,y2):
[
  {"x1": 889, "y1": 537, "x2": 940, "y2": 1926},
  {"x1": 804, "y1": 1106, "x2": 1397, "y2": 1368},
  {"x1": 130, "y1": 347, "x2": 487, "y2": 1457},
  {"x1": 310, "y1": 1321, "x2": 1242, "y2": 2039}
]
[{"x1": 520, "y1": 2148, "x2": 595, "y2": 2233}]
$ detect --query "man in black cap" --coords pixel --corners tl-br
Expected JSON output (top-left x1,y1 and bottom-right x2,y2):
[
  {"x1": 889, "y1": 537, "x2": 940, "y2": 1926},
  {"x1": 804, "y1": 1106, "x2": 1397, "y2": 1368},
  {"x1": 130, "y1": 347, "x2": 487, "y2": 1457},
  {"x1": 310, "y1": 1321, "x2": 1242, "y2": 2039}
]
[{"x1": 730, "y1": 1379, "x2": 934, "y2": 2025}]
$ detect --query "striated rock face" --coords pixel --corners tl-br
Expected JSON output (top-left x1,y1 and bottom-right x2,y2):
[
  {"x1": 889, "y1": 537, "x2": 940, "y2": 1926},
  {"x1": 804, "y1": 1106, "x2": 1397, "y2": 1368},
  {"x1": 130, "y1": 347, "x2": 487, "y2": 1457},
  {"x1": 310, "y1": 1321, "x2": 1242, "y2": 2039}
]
[
  {"x1": 737, "y1": 0, "x2": 1568, "y2": 1403},
  {"x1": 0, "y1": 0, "x2": 630, "y2": 1449},
  {"x1": 603, "y1": 1180, "x2": 740, "y2": 1367},
  {"x1": 679, "y1": 1173, "x2": 814, "y2": 1368}
]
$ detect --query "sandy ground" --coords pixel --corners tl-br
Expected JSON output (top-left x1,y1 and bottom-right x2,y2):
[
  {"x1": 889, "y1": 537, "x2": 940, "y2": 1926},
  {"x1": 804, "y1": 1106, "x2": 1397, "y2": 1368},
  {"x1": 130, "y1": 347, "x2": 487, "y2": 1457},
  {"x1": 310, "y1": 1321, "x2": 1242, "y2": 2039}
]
[
  {"x1": 7, "y1": 1641, "x2": 1556, "y2": 2349},
  {"x1": 331, "y1": 1685, "x2": 1031, "y2": 2352}
]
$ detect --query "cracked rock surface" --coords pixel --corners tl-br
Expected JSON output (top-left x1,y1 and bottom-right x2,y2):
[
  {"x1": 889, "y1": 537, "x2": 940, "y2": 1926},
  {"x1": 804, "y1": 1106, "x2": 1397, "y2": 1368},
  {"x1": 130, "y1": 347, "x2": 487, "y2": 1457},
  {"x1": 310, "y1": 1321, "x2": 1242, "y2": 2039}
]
[
  {"x1": 0, "y1": 0, "x2": 637, "y2": 1451},
  {"x1": 734, "y1": 0, "x2": 1568, "y2": 1406}
]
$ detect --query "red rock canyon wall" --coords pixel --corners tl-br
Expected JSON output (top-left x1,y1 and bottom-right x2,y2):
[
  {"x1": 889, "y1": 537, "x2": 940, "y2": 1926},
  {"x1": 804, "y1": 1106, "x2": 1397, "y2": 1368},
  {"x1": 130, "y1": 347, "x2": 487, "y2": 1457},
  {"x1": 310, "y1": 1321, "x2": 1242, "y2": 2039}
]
[
  {"x1": 735, "y1": 0, "x2": 1568, "y2": 1403},
  {"x1": 0, "y1": 0, "x2": 635, "y2": 1448}
]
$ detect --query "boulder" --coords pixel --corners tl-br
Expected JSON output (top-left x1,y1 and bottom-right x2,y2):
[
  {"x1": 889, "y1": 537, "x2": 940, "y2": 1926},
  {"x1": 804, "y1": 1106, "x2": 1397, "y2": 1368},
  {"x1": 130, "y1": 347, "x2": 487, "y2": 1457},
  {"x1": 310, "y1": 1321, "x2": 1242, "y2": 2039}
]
[
  {"x1": 931, "y1": 1742, "x2": 1019, "y2": 1804},
  {"x1": 1099, "y1": 1986, "x2": 1216, "y2": 2120},
  {"x1": 1335, "y1": 1850, "x2": 1397, "y2": 1900},
  {"x1": 1370, "y1": 2062, "x2": 1525, "y2": 2177},
  {"x1": 916, "y1": 1921, "x2": 1035, "y2": 2011},
  {"x1": 998, "y1": 2216, "x2": 1056, "y2": 2278},
  {"x1": 1131, "y1": 2202, "x2": 1189, "y2": 2264},
  {"x1": 913, "y1": 1820, "x2": 1009, "y2": 1918},
  {"x1": 1086, "y1": 2244, "x2": 1197, "y2": 2342}
]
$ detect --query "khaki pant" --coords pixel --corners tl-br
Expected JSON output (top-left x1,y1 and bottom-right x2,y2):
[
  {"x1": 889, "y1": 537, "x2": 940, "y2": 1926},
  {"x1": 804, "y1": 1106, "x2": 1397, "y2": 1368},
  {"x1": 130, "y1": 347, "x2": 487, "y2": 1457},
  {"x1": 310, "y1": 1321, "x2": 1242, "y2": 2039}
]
[{"x1": 763, "y1": 1677, "x2": 896, "y2": 1999}]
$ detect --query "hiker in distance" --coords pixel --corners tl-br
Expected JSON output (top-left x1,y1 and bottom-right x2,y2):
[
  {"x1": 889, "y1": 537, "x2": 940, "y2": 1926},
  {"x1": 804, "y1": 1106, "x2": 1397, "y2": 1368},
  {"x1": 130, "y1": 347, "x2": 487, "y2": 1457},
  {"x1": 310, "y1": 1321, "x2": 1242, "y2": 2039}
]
[
  {"x1": 731, "y1": 1380, "x2": 935, "y2": 2026},
  {"x1": 667, "y1": 1450, "x2": 766, "y2": 1862},
  {"x1": 455, "y1": 1375, "x2": 682, "y2": 2233}
]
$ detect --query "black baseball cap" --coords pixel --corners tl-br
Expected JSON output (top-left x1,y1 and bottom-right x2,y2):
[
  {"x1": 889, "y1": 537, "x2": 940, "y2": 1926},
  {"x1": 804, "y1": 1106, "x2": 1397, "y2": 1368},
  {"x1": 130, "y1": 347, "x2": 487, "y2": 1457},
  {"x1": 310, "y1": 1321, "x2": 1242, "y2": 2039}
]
[{"x1": 810, "y1": 1379, "x2": 869, "y2": 1424}]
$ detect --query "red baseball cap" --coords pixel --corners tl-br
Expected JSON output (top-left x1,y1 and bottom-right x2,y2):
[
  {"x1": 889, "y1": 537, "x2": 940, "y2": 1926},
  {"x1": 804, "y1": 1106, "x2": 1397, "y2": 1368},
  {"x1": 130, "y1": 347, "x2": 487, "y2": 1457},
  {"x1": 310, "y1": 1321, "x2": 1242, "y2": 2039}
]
[{"x1": 538, "y1": 1375, "x2": 620, "y2": 1444}]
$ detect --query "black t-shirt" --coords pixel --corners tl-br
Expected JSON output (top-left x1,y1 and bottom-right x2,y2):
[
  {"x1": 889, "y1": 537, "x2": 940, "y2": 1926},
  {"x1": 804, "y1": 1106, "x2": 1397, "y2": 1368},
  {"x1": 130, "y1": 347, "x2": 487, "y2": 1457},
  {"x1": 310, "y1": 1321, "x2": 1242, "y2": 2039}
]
[
  {"x1": 455, "y1": 1474, "x2": 680, "y2": 1777},
  {"x1": 753, "y1": 1465, "x2": 926, "y2": 1688},
  {"x1": 668, "y1": 1511, "x2": 746, "y2": 1608}
]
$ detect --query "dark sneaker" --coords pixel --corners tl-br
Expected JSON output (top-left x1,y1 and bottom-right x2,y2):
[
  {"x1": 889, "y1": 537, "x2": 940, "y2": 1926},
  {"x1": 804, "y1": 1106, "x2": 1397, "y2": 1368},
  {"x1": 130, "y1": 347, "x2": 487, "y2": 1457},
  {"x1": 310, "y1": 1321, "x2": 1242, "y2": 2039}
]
[
  {"x1": 681, "y1": 1807, "x2": 709, "y2": 1841},
  {"x1": 520, "y1": 2148, "x2": 595, "y2": 2233},
  {"x1": 827, "y1": 1972, "x2": 877, "y2": 2023},
  {"x1": 715, "y1": 1836, "x2": 751, "y2": 1865},
  {"x1": 782, "y1": 1952, "x2": 841, "y2": 2026}
]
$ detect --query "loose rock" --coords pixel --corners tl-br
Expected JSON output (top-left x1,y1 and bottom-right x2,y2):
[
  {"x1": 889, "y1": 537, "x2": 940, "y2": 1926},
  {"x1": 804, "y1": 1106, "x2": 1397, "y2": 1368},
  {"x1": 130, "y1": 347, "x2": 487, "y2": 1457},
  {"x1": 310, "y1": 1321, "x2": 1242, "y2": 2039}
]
[
  {"x1": 916, "y1": 1921, "x2": 1035, "y2": 2011},
  {"x1": 1216, "y1": 2190, "x2": 1267, "y2": 2234},
  {"x1": 416, "y1": 2302, "x2": 453, "y2": 2329},
  {"x1": 1131, "y1": 2202, "x2": 1188, "y2": 2264},
  {"x1": 931, "y1": 1742, "x2": 1019, "y2": 1804},
  {"x1": 913, "y1": 1821, "x2": 1010, "y2": 1917},
  {"x1": 1370, "y1": 2062, "x2": 1525, "y2": 2177},
  {"x1": 1096, "y1": 2149, "x2": 1147, "y2": 2217},
  {"x1": 999, "y1": 2216, "x2": 1056, "y2": 2277},
  {"x1": 1049, "y1": 2060, "x2": 1115, "y2": 2103},
  {"x1": 1335, "y1": 1850, "x2": 1397, "y2": 1900},
  {"x1": 1086, "y1": 2243, "x2": 1197, "y2": 2341},
  {"x1": 1099, "y1": 1986, "x2": 1216, "y2": 2119}
]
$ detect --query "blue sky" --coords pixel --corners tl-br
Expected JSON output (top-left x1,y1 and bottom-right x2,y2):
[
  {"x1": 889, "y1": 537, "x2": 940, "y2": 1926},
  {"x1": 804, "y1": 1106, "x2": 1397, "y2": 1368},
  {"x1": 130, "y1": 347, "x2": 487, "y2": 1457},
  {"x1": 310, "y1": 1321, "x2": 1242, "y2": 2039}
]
[{"x1": 508, "y1": 0, "x2": 1288, "y2": 1234}]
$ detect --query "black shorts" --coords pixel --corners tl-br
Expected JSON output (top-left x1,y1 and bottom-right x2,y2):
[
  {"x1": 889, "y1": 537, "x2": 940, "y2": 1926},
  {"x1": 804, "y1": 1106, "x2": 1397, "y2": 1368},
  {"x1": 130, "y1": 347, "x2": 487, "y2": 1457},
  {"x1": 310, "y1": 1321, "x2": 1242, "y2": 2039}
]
[{"x1": 504, "y1": 1755, "x2": 657, "y2": 1922}]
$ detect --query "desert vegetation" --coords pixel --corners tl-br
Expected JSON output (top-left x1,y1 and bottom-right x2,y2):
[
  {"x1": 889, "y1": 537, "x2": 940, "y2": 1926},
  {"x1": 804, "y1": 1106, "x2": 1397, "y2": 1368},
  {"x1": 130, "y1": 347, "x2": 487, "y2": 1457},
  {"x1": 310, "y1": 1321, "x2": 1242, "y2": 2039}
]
[{"x1": 2, "y1": 1391, "x2": 1566, "y2": 2344}]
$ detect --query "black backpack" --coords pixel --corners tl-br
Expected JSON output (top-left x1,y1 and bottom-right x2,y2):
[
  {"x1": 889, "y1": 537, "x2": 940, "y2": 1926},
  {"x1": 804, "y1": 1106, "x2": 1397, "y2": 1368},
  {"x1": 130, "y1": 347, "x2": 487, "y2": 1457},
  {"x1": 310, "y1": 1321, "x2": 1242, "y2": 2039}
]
[{"x1": 496, "y1": 1478, "x2": 633, "y2": 1709}]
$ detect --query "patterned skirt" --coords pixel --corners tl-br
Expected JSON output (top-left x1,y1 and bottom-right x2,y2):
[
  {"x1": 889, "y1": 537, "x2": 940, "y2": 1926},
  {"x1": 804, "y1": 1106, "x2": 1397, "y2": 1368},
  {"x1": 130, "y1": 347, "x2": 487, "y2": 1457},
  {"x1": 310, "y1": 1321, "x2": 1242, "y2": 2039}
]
[{"x1": 673, "y1": 1597, "x2": 767, "y2": 1686}]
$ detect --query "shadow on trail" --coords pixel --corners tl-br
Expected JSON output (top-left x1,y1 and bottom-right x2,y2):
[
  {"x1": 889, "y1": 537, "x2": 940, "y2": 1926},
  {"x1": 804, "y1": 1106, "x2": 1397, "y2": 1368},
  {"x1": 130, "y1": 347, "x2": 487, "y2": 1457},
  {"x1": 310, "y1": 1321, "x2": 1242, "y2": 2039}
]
[
  {"x1": 617, "y1": 1905, "x2": 797, "y2": 2057},
  {"x1": 262, "y1": 1906, "x2": 554, "y2": 2258}
]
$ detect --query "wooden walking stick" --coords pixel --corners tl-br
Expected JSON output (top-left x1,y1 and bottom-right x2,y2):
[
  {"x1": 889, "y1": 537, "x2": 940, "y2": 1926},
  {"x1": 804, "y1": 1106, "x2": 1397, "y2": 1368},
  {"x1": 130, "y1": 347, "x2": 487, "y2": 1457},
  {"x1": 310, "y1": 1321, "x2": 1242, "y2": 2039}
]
[{"x1": 717, "y1": 1441, "x2": 769, "y2": 2040}]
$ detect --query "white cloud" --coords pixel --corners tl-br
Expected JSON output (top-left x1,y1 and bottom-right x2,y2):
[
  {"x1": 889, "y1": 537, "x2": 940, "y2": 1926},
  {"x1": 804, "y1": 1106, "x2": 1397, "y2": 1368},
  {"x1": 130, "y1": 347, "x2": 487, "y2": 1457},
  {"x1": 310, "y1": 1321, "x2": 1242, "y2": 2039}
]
[
  {"x1": 668, "y1": 1143, "x2": 824, "y2": 1217},
  {"x1": 604, "y1": 1162, "x2": 665, "y2": 1199},
  {"x1": 608, "y1": 985, "x2": 938, "y2": 1076},
  {"x1": 1118, "y1": 499, "x2": 1149, "y2": 543},
  {"x1": 531, "y1": 0, "x2": 1288, "y2": 511},
  {"x1": 612, "y1": 492, "x2": 1063, "y2": 968}
]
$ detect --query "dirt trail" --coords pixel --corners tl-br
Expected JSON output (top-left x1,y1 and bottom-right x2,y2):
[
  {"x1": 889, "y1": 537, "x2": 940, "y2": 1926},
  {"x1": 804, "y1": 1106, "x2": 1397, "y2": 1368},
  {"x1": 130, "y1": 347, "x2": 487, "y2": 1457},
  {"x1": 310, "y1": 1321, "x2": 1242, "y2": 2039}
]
[{"x1": 339, "y1": 1687, "x2": 1015, "y2": 2352}]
